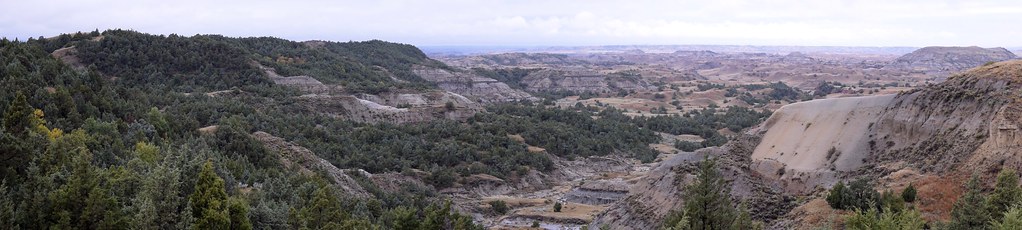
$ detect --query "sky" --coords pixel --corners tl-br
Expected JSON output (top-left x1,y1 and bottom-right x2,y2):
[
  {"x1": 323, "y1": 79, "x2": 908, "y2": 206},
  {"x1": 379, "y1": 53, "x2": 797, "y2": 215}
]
[{"x1": 2, "y1": 0, "x2": 1021, "y2": 47}]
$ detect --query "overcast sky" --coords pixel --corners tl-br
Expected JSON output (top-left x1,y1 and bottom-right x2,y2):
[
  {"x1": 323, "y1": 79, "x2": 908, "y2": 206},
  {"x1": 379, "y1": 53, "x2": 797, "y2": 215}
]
[{"x1": 2, "y1": 0, "x2": 1021, "y2": 47}]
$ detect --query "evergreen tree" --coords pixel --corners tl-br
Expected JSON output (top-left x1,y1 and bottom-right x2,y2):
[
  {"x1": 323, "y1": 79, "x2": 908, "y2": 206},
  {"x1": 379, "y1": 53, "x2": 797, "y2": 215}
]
[
  {"x1": 683, "y1": 157, "x2": 735, "y2": 229},
  {"x1": 987, "y1": 169, "x2": 1021, "y2": 221},
  {"x1": 189, "y1": 160, "x2": 230, "y2": 230},
  {"x1": 948, "y1": 175, "x2": 991, "y2": 230},
  {"x1": 826, "y1": 181, "x2": 847, "y2": 209},
  {"x1": 901, "y1": 183, "x2": 917, "y2": 203},
  {"x1": 227, "y1": 197, "x2": 252, "y2": 230},
  {"x1": 990, "y1": 205, "x2": 1022, "y2": 230},
  {"x1": 2, "y1": 91, "x2": 31, "y2": 135},
  {"x1": 299, "y1": 186, "x2": 349, "y2": 229}
]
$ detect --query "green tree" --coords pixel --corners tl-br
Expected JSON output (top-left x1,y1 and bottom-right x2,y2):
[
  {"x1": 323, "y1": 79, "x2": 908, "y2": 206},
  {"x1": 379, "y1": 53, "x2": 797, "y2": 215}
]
[
  {"x1": 489, "y1": 200, "x2": 509, "y2": 215},
  {"x1": 2, "y1": 91, "x2": 32, "y2": 135},
  {"x1": 662, "y1": 157, "x2": 756, "y2": 230},
  {"x1": 845, "y1": 207, "x2": 925, "y2": 230},
  {"x1": 189, "y1": 160, "x2": 230, "y2": 230},
  {"x1": 902, "y1": 183, "x2": 917, "y2": 203},
  {"x1": 826, "y1": 181, "x2": 847, "y2": 209},
  {"x1": 298, "y1": 186, "x2": 349, "y2": 229},
  {"x1": 948, "y1": 175, "x2": 991, "y2": 230},
  {"x1": 227, "y1": 197, "x2": 252, "y2": 230},
  {"x1": 988, "y1": 169, "x2": 1022, "y2": 221},
  {"x1": 990, "y1": 205, "x2": 1022, "y2": 230},
  {"x1": 554, "y1": 202, "x2": 562, "y2": 212}
]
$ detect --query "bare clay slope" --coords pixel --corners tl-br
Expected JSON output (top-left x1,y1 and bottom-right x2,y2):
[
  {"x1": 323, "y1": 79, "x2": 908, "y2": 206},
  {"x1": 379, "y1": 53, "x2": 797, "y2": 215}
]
[{"x1": 591, "y1": 60, "x2": 1022, "y2": 229}]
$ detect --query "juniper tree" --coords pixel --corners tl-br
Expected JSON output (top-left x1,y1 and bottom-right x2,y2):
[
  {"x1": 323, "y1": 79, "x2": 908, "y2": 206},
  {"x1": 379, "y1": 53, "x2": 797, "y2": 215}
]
[
  {"x1": 189, "y1": 161, "x2": 230, "y2": 230},
  {"x1": 987, "y1": 169, "x2": 1021, "y2": 221},
  {"x1": 948, "y1": 175, "x2": 991, "y2": 230}
]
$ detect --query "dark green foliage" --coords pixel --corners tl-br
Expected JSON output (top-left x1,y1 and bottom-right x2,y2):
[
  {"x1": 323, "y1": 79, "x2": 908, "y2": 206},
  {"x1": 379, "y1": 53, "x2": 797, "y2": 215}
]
[
  {"x1": 987, "y1": 169, "x2": 1021, "y2": 221},
  {"x1": 826, "y1": 181, "x2": 847, "y2": 209},
  {"x1": 948, "y1": 175, "x2": 990, "y2": 230},
  {"x1": 190, "y1": 161, "x2": 230, "y2": 229},
  {"x1": 532, "y1": 220, "x2": 541, "y2": 228},
  {"x1": 554, "y1": 202, "x2": 562, "y2": 212},
  {"x1": 826, "y1": 178, "x2": 880, "y2": 211},
  {"x1": 227, "y1": 197, "x2": 253, "y2": 230},
  {"x1": 609, "y1": 105, "x2": 770, "y2": 148},
  {"x1": 674, "y1": 140, "x2": 704, "y2": 152},
  {"x1": 901, "y1": 183, "x2": 917, "y2": 203},
  {"x1": 490, "y1": 200, "x2": 509, "y2": 215},
  {"x1": 663, "y1": 157, "x2": 758, "y2": 230},
  {"x1": 471, "y1": 67, "x2": 536, "y2": 90}
]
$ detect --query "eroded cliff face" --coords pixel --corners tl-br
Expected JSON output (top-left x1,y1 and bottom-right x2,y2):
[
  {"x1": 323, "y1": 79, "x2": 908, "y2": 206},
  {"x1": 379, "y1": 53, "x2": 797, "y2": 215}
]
[
  {"x1": 591, "y1": 61, "x2": 1022, "y2": 229},
  {"x1": 885, "y1": 46, "x2": 1018, "y2": 76},
  {"x1": 591, "y1": 135, "x2": 793, "y2": 229},
  {"x1": 252, "y1": 131, "x2": 370, "y2": 198},
  {"x1": 412, "y1": 66, "x2": 537, "y2": 103},
  {"x1": 520, "y1": 70, "x2": 657, "y2": 93},
  {"x1": 296, "y1": 92, "x2": 482, "y2": 124}
]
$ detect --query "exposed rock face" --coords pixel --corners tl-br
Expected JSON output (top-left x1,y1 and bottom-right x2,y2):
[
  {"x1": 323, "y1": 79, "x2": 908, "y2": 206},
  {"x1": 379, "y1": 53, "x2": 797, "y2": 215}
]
[
  {"x1": 750, "y1": 95, "x2": 895, "y2": 193},
  {"x1": 412, "y1": 66, "x2": 537, "y2": 103},
  {"x1": 252, "y1": 131, "x2": 370, "y2": 198},
  {"x1": 258, "y1": 63, "x2": 336, "y2": 93},
  {"x1": 591, "y1": 61, "x2": 1022, "y2": 228},
  {"x1": 886, "y1": 46, "x2": 1018, "y2": 76},
  {"x1": 591, "y1": 135, "x2": 794, "y2": 229},
  {"x1": 520, "y1": 70, "x2": 657, "y2": 93},
  {"x1": 296, "y1": 91, "x2": 482, "y2": 124}
]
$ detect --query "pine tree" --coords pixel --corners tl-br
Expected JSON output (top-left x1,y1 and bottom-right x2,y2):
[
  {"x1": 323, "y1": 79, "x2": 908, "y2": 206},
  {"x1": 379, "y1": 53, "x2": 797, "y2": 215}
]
[
  {"x1": 227, "y1": 197, "x2": 252, "y2": 230},
  {"x1": 990, "y1": 205, "x2": 1022, "y2": 230},
  {"x1": 681, "y1": 157, "x2": 739, "y2": 230},
  {"x1": 299, "y1": 186, "x2": 348, "y2": 229},
  {"x1": 901, "y1": 183, "x2": 917, "y2": 203},
  {"x1": 987, "y1": 169, "x2": 1021, "y2": 221},
  {"x1": 827, "y1": 181, "x2": 847, "y2": 209},
  {"x1": 2, "y1": 91, "x2": 31, "y2": 135},
  {"x1": 948, "y1": 175, "x2": 991, "y2": 229},
  {"x1": 189, "y1": 160, "x2": 230, "y2": 230}
]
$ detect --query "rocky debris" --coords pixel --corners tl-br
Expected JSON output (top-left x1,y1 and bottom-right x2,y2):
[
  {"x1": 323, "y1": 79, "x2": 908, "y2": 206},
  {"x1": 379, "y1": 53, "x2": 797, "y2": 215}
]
[
  {"x1": 520, "y1": 69, "x2": 657, "y2": 93},
  {"x1": 886, "y1": 46, "x2": 1018, "y2": 76},
  {"x1": 412, "y1": 66, "x2": 537, "y2": 103},
  {"x1": 197, "y1": 125, "x2": 219, "y2": 135},
  {"x1": 251, "y1": 131, "x2": 370, "y2": 198},
  {"x1": 296, "y1": 91, "x2": 482, "y2": 124}
]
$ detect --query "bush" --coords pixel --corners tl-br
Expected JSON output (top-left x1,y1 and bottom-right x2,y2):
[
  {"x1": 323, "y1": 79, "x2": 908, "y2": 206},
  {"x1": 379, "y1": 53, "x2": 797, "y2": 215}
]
[
  {"x1": 489, "y1": 200, "x2": 508, "y2": 215},
  {"x1": 553, "y1": 202, "x2": 562, "y2": 212},
  {"x1": 827, "y1": 178, "x2": 880, "y2": 211},
  {"x1": 901, "y1": 184, "x2": 917, "y2": 203}
]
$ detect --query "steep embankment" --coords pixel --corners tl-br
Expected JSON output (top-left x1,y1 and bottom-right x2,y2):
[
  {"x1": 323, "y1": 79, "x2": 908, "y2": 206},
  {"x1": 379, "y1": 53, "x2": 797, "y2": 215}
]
[
  {"x1": 886, "y1": 46, "x2": 1018, "y2": 76},
  {"x1": 750, "y1": 95, "x2": 893, "y2": 193},
  {"x1": 592, "y1": 60, "x2": 1022, "y2": 228},
  {"x1": 412, "y1": 66, "x2": 537, "y2": 103}
]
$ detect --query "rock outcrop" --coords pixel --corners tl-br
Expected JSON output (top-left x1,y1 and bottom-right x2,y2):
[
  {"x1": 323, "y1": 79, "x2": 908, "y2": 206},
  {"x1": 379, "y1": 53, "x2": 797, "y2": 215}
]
[
  {"x1": 520, "y1": 70, "x2": 657, "y2": 93},
  {"x1": 252, "y1": 131, "x2": 370, "y2": 198},
  {"x1": 886, "y1": 46, "x2": 1018, "y2": 76},
  {"x1": 413, "y1": 66, "x2": 537, "y2": 103},
  {"x1": 592, "y1": 61, "x2": 1022, "y2": 229},
  {"x1": 296, "y1": 91, "x2": 482, "y2": 124}
]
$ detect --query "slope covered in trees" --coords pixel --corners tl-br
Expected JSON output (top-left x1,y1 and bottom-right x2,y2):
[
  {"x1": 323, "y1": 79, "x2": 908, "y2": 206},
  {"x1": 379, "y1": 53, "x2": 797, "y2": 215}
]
[{"x1": 0, "y1": 32, "x2": 666, "y2": 228}]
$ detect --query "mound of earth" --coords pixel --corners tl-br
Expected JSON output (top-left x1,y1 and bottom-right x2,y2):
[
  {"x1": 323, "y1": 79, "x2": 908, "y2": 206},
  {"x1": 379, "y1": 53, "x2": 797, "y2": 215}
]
[{"x1": 886, "y1": 46, "x2": 1018, "y2": 76}]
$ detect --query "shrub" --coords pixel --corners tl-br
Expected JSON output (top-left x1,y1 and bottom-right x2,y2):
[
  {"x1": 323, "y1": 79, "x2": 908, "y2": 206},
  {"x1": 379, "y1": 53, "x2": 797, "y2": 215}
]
[
  {"x1": 553, "y1": 202, "x2": 562, "y2": 212},
  {"x1": 901, "y1": 184, "x2": 917, "y2": 203},
  {"x1": 489, "y1": 200, "x2": 509, "y2": 215}
]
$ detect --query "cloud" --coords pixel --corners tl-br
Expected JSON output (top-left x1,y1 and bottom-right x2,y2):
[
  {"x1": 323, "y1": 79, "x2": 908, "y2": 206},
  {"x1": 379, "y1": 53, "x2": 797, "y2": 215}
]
[{"x1": 0, "y1": 0, "x2": 1019, "y2": 47}]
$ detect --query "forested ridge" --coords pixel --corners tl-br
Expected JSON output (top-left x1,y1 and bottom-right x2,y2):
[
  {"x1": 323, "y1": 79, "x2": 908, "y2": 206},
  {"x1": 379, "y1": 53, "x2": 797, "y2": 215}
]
[{"x1": 0, "y1": 30, "x2": 677, "y2": 229}]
